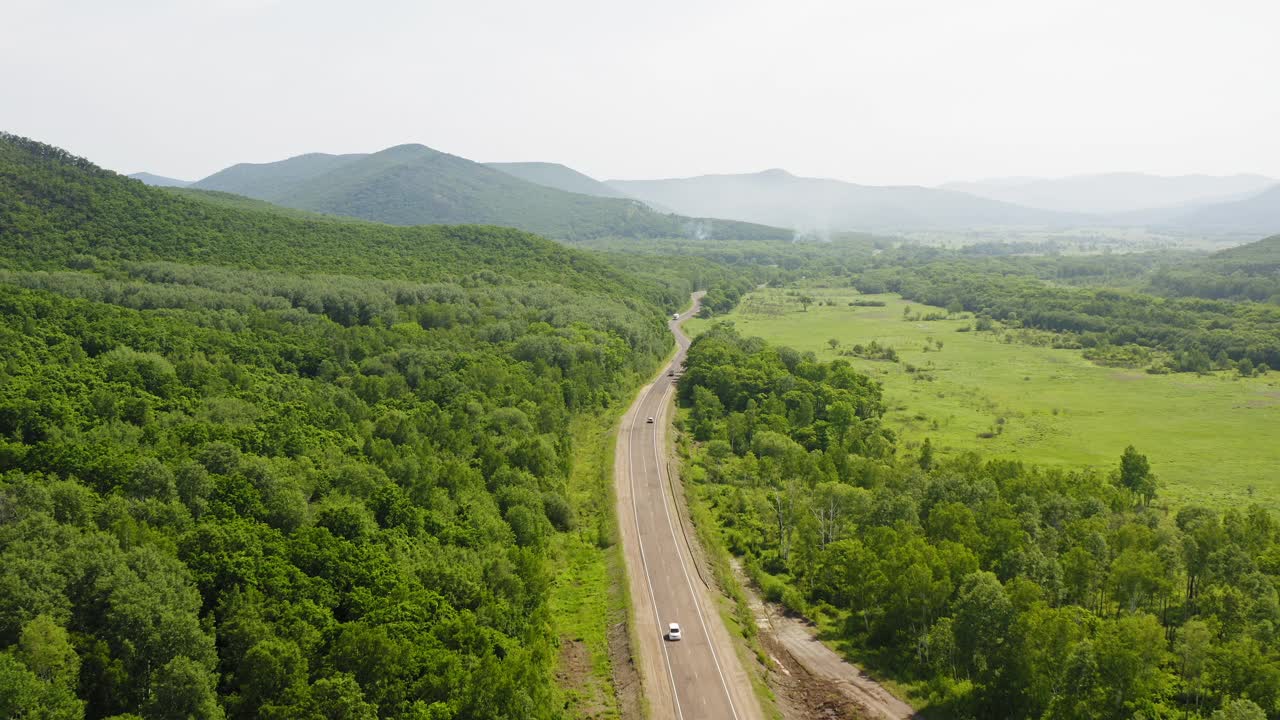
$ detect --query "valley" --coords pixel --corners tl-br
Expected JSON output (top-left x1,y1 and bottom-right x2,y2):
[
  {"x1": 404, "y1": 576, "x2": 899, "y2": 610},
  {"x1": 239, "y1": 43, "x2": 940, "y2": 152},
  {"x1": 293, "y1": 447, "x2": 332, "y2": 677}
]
[
  {"x1": 686, "y1": 288, "x2": 1280, "y2": 511},
  {"x1": 4, "y1": 8, "x2": 1280, "y2": 713},
  {"x1": 5, "y1": 130, "x2": 1279, "y2": 718}
]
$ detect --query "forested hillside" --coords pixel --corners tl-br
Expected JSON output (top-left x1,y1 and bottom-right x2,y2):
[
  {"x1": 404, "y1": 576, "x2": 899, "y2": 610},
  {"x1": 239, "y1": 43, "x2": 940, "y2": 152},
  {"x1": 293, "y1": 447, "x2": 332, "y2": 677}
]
[
  {"x1": 1212, "y1": 234, "x2": 1280, "y2": 268},
  {"x1": 191, "y1": 144, "x2": 790, "y2": 242},
  {"x1": 0, "y1": 133, "x2": 691, "y2": 718},
  {"x1": 1, "y1": 135, "x2": 660, "y2": 294},
  {"x1": 679, "y1": 325, "x2": 1280, "y2": 719},
  {"x1": 1146, "y1": 235, "x2": 1280, "y2": 304}
]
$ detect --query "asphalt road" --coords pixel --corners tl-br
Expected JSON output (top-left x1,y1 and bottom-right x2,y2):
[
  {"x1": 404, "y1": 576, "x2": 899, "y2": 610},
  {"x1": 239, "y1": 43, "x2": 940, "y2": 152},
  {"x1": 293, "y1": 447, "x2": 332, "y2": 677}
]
[{"x1": 615, "y1": 295, "x2": 762, "y2": 720}]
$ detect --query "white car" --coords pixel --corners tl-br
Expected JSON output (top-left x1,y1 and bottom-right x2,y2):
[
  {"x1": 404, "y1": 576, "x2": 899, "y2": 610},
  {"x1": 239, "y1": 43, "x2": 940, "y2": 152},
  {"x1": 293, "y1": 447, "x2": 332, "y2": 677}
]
[
  {"x1": 646, "y1": 416, "x2": 654, "y2": 424},
  {"x1": 666, "y1": 623, "x2": 681, "y2": 641},
  {"x1": 672, "y1": 313, "x2": 680, "y2": 320}
]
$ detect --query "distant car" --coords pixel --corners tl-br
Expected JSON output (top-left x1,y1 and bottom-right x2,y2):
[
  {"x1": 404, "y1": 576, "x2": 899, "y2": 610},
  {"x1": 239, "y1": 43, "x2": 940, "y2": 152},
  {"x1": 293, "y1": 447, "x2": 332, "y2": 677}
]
[
  {"x1": 667, "y1": 371, "x2": 675, "y2": 377},
  {"x1": 667, "y1": 623, "x2": 681, "y2": 641},
  {"x1": 672, "y1": 313, "x2": 680, "y2": 320},
  {"x1": 646, "y1": 416, "x2": 654, "y2": 424}
]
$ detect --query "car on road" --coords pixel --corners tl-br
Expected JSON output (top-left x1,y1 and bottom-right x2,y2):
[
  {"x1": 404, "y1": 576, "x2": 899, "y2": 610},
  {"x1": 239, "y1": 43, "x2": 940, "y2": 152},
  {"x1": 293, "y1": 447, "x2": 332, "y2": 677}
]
[
  {"x1": 646, "y1": 416, "x2": 654, "y2": 423},
  {"x1": 666, "y1": 623, "x2": 681, "y2": 641},
  {"x1": 672, "y1": 313, "x2": 679, "y2": 320}
]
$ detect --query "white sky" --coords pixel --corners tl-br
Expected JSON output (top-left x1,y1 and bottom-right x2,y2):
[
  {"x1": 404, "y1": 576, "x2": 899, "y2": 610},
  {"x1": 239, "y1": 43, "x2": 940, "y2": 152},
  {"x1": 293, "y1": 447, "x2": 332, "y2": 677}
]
[{"x1": 3, "y1": 0, "x2": 1277, "y2": 186}]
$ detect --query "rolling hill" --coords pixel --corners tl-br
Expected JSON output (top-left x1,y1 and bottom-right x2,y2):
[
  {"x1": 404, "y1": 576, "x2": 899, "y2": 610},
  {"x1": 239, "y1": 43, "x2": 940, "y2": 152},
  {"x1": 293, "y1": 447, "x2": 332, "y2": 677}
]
[
  {"x1": 1211, "y1": 233, "x2": 1280, "y2": 265},
  {"x1": 608, "y1": 168, "x2": 1080, "y2": 233},
  {"x1": 128, "y1": 171, "x2": 192, "y2": 187},
  {"x1": 0, "y1": 133, "x2": 661, "y2": 291},
  {"x1": 1145, "y1": 232, "x2": 1280, "y2": 303},
  {"x1": 943, "y1": 173, "x2": 1276, "y2": 214},
  {"x1": 1176, "y1": 185, "x2": 1280, "y2": 235},
  {"x1": 192, "y1": 151, "x2": 359, "y2": 200},
  {"x1": 486, "y1": 161, "x2": 632, "y2": 199},
  {"x1": 191, "y1": 144, "x2": 790, "y2": 241}
]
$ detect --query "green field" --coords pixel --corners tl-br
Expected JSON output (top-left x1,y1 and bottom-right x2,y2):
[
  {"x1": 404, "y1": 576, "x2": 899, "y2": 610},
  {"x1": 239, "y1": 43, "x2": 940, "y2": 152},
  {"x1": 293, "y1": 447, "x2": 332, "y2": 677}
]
[{"x1": 687, "y1": 287, "x2": 1280, "y2": 511}]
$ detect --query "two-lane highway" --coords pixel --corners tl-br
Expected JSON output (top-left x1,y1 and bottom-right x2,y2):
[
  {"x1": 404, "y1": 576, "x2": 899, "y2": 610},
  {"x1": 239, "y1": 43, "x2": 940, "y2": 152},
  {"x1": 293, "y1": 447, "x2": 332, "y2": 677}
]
[{"x1": 615, "y1": 295, "x2": 762, "y2": 720}]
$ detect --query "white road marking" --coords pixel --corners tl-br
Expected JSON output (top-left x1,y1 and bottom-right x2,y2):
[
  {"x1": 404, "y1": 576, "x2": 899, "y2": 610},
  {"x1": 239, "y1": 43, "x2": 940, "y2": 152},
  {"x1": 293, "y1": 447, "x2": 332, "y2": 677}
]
[
  {"x1": 650, "y1": 380, "x2": 742, "y2": 720},
  {"x1": 624, "y1": 302, "x2": 744, "y2": 720},
  {"x1": 626, "y1": 399, "x2": 686, "y2": 720}
]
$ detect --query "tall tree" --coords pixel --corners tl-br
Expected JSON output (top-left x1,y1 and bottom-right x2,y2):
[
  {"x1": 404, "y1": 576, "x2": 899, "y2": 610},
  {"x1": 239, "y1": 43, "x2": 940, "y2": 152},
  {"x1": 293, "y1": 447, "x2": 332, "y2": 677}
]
[{"x1": 1118, "y1": 445, "x2": 1156, "y2": 507}]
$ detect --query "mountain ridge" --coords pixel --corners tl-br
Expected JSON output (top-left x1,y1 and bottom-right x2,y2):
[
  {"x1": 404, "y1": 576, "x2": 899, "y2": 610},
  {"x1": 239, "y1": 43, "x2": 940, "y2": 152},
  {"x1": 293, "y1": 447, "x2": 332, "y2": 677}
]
[
  {"x1": 0, "y1": 132, "x2": 659, "y2": 292},
  {"x1": 128, "y1": 171, "x2": 192, "y2": 187},
  {"x1": 486, "y1": 161, "x2": 633, "y2": 199},
  {"x1": 608, "y1": 169, "x2": 1082, "y2": 232},
  {"x1": 190, "y1": 144, "x2": 790, "y2": 241}
]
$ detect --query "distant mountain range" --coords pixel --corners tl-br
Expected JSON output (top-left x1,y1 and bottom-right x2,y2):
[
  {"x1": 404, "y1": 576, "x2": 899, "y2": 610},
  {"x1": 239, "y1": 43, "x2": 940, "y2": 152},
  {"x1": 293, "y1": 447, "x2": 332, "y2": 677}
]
[
  {"x1": 128, "y1": 172, "x2": 191, "y2": 187},
  {"x1": 609, "y1": 169, "x2": 1279, "y2": 236},
  {"x1": 608, "y1": 169, "x2": 1081, "y2": 233},
  {"x1": 188, "y1": 145, "x2": 788, "y2": 241},
  {"x1": 131, "y1": 149, "x2": 1279, "y2": 239},
  {"x1": 944, "y1": 173, "x2": 1277, "y2": 215}
]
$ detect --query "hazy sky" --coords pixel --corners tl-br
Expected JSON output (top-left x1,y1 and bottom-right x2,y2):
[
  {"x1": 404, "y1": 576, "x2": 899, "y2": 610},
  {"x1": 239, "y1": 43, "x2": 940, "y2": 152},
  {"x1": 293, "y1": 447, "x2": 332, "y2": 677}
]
[{"x1": 4, "y1": 0, "x2": 1278, "y2": 186}]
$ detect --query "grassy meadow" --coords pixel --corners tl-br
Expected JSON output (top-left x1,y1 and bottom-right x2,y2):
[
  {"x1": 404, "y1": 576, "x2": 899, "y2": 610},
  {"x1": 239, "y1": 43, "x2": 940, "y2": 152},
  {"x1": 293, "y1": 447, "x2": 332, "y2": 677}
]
[{"x1": 686, "y1": 287, "x2": 1280, "y2": 512}]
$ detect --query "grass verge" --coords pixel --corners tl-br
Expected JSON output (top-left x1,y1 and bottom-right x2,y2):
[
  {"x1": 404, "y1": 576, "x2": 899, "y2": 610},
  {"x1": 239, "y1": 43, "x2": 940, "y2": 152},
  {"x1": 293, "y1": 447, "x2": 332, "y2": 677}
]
[{"x1": 549, "y1": 409, "x2": 632, "y2": 719}]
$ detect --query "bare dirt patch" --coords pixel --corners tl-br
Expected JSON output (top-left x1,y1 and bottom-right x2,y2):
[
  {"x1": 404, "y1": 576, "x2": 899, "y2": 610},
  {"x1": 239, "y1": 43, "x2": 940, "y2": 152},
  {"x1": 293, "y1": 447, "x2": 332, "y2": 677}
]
[
  {"x1": 608, "y1": 620, "x2": 643, "y2": 720},
  {"x1": 763, "y1": 630, "x2": 869, "y2": 720},
  {"x1": 557, "y1": 638, "x2": 608, "y2": 718},
  {"x1": 731, "y1": 559, "x2": 915, "y2": 720}
]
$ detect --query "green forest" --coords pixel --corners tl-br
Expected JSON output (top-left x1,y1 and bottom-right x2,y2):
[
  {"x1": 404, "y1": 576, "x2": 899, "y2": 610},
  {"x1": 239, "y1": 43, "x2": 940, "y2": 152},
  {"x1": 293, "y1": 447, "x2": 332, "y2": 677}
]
[
  {"x1": 0, "y1": 133, "x2": 714, "y2": 718},
  {"x1": 678, "y1": 324, "x2": 1280, "y2": 719},
  {"x1": 1147, "y1": 236, "x2": 1280, "y2": 304}
]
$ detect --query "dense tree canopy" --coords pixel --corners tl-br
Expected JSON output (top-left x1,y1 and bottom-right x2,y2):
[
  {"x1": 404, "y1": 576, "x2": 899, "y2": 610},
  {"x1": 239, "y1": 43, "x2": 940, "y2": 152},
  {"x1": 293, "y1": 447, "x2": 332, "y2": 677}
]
[
  {"x1": 0, "y1": 133, "x2": 708, "y2": 718},
  {"x1": 1149, "y1": 236, "x2": 1280, "y2": 304}
]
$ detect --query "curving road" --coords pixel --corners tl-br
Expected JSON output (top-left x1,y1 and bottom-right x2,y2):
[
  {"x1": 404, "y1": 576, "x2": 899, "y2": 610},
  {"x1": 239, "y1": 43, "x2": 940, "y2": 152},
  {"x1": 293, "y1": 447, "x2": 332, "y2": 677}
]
[{"x1": 614, "y1": 294, "x2": 763, "y2": 720}]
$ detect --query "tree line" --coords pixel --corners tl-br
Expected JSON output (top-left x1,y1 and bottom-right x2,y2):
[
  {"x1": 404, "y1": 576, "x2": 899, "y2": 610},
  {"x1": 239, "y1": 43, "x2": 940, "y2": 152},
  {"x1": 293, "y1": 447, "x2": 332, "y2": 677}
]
[
  {"x1": 852, "y1": 262, "x2": 1280, "y2": 371},
  {"x1": 679, "y1": 324, "x2": 1280, "y2": 719}
]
